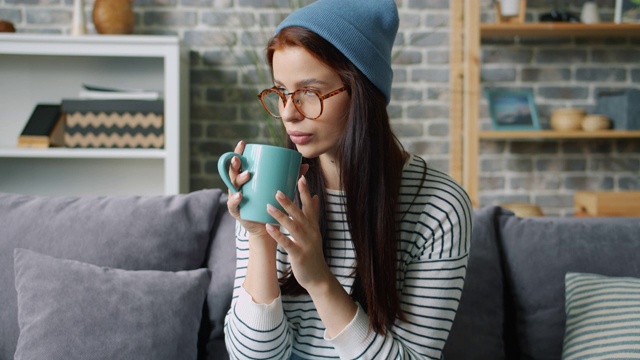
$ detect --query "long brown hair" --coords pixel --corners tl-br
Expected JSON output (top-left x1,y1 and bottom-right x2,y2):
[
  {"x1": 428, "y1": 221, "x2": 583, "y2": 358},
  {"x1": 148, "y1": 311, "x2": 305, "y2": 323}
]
[{"x1": 267, "y1": 26, "x2": 406, "y2": 334}]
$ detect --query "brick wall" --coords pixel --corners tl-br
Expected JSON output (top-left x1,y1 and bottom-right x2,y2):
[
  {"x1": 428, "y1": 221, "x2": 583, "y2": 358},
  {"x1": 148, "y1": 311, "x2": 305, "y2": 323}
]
[{"x1": 1, "y1": 0, "x2": 638, "y2": 216}]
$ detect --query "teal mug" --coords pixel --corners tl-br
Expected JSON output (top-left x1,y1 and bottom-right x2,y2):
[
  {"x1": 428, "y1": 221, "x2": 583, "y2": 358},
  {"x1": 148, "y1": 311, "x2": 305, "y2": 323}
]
[{"x1": 217, "y1": 144, "x2": 302, "y2": 224}]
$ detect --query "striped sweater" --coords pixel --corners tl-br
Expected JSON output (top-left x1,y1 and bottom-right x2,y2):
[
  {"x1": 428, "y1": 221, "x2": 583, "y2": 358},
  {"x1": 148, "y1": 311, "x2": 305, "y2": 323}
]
[{"x1": 224, "y1": 154, "x2": 473, "y2": 359}]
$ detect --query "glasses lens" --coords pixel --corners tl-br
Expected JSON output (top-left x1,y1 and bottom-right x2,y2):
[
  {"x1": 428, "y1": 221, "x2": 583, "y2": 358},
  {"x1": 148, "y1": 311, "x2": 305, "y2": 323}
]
[
  {"x1": 262, "y1": 90, "x2": 283, "y2": 118},
  {"x1": 294, "y1": 90, "x2": 322, "y2": 119}
]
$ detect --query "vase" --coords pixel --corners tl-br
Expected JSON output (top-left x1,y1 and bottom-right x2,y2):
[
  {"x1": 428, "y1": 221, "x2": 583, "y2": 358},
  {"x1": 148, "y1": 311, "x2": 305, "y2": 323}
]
[
  {"x1": 580, "y1": 1, "x2": 600, "y2": 24},
  {"x1": 71, "y1": 0, "x2": 87, "y2": 36},
  {"x1": 499, "y1": 0, "x2": 521, "y2": 17},
  {"x1": 93, "y1": 0, "x2": 134, "y2": 35}
]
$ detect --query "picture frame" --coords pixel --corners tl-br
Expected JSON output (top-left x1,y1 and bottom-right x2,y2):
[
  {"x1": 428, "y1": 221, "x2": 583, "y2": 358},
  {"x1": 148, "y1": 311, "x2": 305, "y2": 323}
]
[
  {"x1": 615, "y1": 0, "x2": 640, "y2": 23},
  {"x1": 486, "y1": 89, "x2": 541, "y2": 131}
]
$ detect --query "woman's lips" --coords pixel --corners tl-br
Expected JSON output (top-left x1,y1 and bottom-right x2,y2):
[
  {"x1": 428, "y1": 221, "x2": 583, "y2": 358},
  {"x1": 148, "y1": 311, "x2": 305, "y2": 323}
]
[{"x1": 288, "y1": 131, "x2": 313, "y2": 145}]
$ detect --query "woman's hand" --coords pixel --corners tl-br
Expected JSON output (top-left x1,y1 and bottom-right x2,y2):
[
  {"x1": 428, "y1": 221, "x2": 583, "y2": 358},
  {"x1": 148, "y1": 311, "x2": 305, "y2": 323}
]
[
  {"x1": 264, "y1": 175, "x2": 331, "y2": 290},
  {"x1": 225, "y1": 140, "x2": 269, "y2": 236}
]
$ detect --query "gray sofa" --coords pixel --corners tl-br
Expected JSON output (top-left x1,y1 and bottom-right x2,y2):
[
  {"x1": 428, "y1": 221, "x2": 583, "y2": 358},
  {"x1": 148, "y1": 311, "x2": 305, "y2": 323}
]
[
  {"x1": 2, "y1": 190, "x2": 639, "y2": 359},
  {"x1": 1, "y1": 190, "x2": 236, "y2": 360}
]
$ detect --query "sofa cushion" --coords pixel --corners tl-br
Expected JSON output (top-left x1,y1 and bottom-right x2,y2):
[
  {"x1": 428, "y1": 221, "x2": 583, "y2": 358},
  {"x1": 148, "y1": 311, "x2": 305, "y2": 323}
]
[
  {"x1": 498, "y1": 213, "x2": 640, "y2": 360},
  {"x1": 204, "y1": 193, "x2": 236, "y2": 359},
  {"x1": 444, "y1": 206, "x2": 506, "y2": 360},
  {"x1": 0, "y1": 190, "x2": 223, "y2": 360},
  {"x1": 562, "y1": 272, "x2": 640, "y2": 360},
  {"x1": 13, "y1": 248, "x2": 210, "y2": 360}
]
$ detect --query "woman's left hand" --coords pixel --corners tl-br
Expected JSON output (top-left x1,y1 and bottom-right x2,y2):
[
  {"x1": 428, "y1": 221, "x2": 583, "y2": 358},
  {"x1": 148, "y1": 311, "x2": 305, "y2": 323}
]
[{"x1": 265, "y1": 175, "x2": 330, "y2": 290}]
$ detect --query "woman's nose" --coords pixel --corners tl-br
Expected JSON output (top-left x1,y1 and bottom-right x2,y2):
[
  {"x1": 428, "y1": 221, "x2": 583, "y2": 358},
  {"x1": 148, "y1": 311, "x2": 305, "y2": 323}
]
[{"x1": 280, "y1": 99, "x2": 304, "y2": 122}]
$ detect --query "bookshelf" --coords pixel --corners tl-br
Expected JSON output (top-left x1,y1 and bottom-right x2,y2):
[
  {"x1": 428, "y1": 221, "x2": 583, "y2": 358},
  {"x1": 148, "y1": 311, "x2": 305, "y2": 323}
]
[
  {"x1": 449, "y1": 1, "x2": 640, "y2": 206},
  {"x1": 0, "y1": 34, "x2": 189, "y2": 196}
]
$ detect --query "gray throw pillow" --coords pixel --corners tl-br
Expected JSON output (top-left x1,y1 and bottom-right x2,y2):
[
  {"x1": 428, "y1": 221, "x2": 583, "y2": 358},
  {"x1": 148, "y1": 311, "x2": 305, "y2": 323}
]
[
  {"x1": 0, "y1": 190, "x2": 223, "y2": 360},
  {"x1": 444, "y1": 206, "x2": 506, "y2": 360},
  {"x1": 13, "y1": 248, "x2": 210, "y2": 360}
]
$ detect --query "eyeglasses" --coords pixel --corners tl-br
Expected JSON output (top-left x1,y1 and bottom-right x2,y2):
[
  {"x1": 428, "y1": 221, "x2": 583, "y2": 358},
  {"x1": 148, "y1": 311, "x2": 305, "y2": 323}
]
[{"x1": 258, "y1": 86, "x2": 347, "y2": 120}]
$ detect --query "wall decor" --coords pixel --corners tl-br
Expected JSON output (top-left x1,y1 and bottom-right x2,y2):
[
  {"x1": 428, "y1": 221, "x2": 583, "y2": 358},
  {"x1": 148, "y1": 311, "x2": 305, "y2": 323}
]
[
  {"x1": 486, "y1": 89, "x2": 541, "y2": 130},
  {"x1": 615, "y1": 0, "x2": 640, "y2": 23}
]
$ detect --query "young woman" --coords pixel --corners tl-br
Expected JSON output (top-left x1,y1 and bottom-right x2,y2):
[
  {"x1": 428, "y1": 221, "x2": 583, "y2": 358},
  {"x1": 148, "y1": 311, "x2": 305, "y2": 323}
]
[{"x1": 223, "y1": 1, "x2": 472, "y2": 359}]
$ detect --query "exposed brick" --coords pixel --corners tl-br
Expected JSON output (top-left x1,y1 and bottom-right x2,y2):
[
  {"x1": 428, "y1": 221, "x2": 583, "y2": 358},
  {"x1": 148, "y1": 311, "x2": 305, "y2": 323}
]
[
  {"x1": 391, "y1": 87, "x2": 422, "y2": 101},
  {"x1": 479, "y1": 176, "x2": 505, "y2": 191},
  {"x1": 408, "y1": 0, "x2": 448, "y2": 9},
  {"x1": 538, "y1": 86, "x2": 589, "y2": 100},
  {"x1": 6, "y1": 0, "x2": 60, "y2": 4},
  {"x1": 25, "y1": 8, "x2": 70, "y2": 25},
  {"x1": 480, "y1": 158, "x2": 504, "y2": 172},
  {"x1": 190, "y1": 159, "x2": 202, "y2": 175},
  {"x1": 564, "y1": 176, "x2": 614, "y2": 190},
  {"x1": 411, "y1": 68, "x2": 449, "y2": 82},
  {"x1": 136, "y1": 0, "x2": 178, "y2": 5},
  {"x1": 632, "y1": 69, "x2": 640, "y2": 82},
  {"x1": 405, "y1": 140, "x2": 448, "y2": 155},
  {"x1": 399, "y1": 13, "x2": 421, "y2": 28},
  {"x1": 183, "y1": 30, "x2": 236, "y2": 46},
  {"x1": 619, "y1": 176, "x2": 640, "y2": 190},
  {"x1": 561, "y1": 140, "x2": 613, "y2": 154},
  {"x1": 483, "y1": 48, "x2": 533, "y2": 64},
  {"x1": 179, "y1": 0, "x2": 216, "y2": 6},
  {"x1": 521, "y1": 67, "x2": 571, "y2": 82},
  {"x1": 592, "y1": 49, "x2": 640, "y2": 63},
  {"x1": 426, "y1": 50, "x2": 449, "y2": 64},
  {"x1": 481, "y1": 68, "x2": 516, "y2": 82},
  {"x1": 201, "y1": 11, "x2": 253, "y2": 27},
  {"x1": 510, "y1": 174, "x2": 562, "y2": 191},
  {"x1": 392, "y1": 122, "x2": 424, "y2": 137},
  {"x1": 409, "y1": 31, "x2": 448, "y2": 47},
  {"x1": 191, "y1": 103, "x2": 237, "y2": 121},
  {"x1": 238, "y1": 0, "x2": 290, "y2": 7},
  {"x1": 589, "y1": 158, "x2": 640, "y2": 172},
  {"x1": 510, "y1": 141, "x2": 558, "y2": 154},
  {"x1": 536, "y1": 49, "x2": 587, "y2": 64},
  {"x1": 536, "y1": 158, "x2": 587, "y2": 172},
  {"x1": 143, "y1": 10, "x2": 197, "y2": 26},
  {"x1": 478, "y1": 194, "x2": 531, "y2": 207},
  {"x1": 393, "y1": 50, "x2": 423, "y2": 65},
  {"x1": 0, "y1": 9, "x2": 22, "y2": 23},
  {"x1": 406, "y1": 104, "x2": 449, "y2": 119},
  {"x1": 191, "y1": 68, "x2": 238, "y2": 85},
  {"x1": 507, "y1": 158, "x2": 533, "y2": 172},
  {"x1": 427, "y1": 122, "x2": 448, "y2": 136},
  {"x1": 575, "y1": 68, "x2": 626, "y2": 82},
  {"x1": 425, "y1": 13, "x2": 449, "y2": 28}
]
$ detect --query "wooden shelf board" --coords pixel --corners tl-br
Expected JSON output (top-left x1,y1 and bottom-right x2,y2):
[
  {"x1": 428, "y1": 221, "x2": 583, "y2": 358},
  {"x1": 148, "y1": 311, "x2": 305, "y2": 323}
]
[
  {"x1": 0, "y1": 147, "x2": 166, "y2": 159},
  {"x1": 481, "y1": 23, "x2": 640, "y2": 38},
  {"x1": 479, "y1": 130, "x2": 640, "y2": 140}
]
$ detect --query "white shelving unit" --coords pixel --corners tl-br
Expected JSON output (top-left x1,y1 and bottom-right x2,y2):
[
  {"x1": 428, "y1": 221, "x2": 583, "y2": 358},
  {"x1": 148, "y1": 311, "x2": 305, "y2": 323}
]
[{"x1": 0, "y1": 34, "x2": 189, "y2": 196}]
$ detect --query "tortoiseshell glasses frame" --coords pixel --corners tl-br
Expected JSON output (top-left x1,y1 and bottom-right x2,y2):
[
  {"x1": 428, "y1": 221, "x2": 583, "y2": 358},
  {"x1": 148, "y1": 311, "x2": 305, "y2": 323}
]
[{"x1": 258, "y1": 86, "x2": 347, "y2": 120}]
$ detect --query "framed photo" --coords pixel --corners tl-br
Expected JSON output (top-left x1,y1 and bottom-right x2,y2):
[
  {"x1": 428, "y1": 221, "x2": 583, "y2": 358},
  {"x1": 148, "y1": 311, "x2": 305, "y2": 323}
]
[
  {"x1": 615, "y1": 0, "x2": 640, "y2": 23},
  {"x1": 486, "y1": 89, "x2": 541, "y2": 131}
]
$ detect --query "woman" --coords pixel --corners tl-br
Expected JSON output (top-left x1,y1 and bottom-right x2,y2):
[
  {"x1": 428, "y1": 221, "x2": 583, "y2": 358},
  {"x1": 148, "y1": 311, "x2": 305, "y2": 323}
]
[{"x1": 223, "y1": 0, "x2": 472, "y2": 359}]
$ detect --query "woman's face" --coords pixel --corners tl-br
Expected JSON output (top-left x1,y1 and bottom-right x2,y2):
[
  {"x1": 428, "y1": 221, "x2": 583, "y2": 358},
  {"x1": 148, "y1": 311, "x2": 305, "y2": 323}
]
[{"x1": 271, "y1": 46, "x2": 350, "y2": 161}]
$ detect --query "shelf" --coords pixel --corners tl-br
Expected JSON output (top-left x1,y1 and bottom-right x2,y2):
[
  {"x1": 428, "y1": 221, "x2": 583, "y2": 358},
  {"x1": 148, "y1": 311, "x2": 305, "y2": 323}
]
[
  {"x1": 0, "y1": 147, "x2": 166, "y2": 159},
  {"x1": 481, "y1": 23, "x2": 640, "y2": 38},
  {"x1": 479, "y1": 130, "x2": 640, "y2": 140}
]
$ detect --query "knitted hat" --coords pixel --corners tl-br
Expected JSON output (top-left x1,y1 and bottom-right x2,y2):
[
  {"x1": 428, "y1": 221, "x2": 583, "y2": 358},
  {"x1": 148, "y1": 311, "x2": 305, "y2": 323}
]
[{"x1": 275, "y1": 0, "x2": 399, "y2": 104}]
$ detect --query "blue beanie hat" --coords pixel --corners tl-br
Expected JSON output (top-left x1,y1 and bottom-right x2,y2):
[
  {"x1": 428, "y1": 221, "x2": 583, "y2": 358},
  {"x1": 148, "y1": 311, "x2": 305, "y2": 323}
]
[{"x1": 275, "y1": 0, "x2": 399, "y2": 104}]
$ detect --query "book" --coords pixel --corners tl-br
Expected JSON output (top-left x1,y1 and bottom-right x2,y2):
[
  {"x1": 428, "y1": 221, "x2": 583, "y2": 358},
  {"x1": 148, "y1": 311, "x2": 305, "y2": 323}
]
[
  {"x1": 62, "y1": 99, "x2": 164, "y2": 114},
  {"x1": 18, "y1": 104, "x2": 65, "y2": 148},
  {"x1": 78, "y1": 84, "x2": 162, "y2": 100}
]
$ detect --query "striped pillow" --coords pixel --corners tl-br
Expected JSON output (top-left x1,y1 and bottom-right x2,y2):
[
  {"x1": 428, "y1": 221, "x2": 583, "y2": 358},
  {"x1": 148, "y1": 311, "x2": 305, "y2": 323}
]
[{"x1": 562, "y1": 272, "x2": 640, "y2": 360}]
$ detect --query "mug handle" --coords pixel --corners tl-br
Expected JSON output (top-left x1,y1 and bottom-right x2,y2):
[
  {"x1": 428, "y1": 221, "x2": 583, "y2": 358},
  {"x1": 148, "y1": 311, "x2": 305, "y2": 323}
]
[{"x1": 217, "y1": 152, "x2": 246, "y2": 194}]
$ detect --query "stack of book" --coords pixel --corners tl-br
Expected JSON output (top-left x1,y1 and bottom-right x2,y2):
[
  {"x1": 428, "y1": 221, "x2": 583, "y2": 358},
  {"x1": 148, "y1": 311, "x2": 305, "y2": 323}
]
[{"x1": 63, "y1": 84, "x2": 164, "y2": 149}]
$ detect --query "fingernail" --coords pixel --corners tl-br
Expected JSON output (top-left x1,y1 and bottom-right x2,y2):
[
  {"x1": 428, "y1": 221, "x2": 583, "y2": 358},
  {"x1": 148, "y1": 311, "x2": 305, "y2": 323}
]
[
  {"x1": 237, "y1": 140, "x2": 243, "y2": 147},
  {"x1": 267, "y1": 204, "x2": 276, "y2": 213},
  {"x1": 276, "y1": 191, "x2": 285, "y2": 200},
  {"x1": 265, "y1": 223, "x2": 276, "y2": 232},
  {"x1": 234, "y1": 192, "x2": 241, "y2": 200},
  {"x1": 240, "y1": 170, "x2": 249, "y2": 178},
  {"x1": 300, "y1": 175, "x2": 307, "y2": 185}
]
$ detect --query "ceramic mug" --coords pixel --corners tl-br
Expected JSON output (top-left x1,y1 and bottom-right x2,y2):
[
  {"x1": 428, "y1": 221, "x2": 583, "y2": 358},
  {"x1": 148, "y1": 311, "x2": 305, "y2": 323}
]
[{"x1": 217, "y1": 144, "x2": 302, "y2": 224}]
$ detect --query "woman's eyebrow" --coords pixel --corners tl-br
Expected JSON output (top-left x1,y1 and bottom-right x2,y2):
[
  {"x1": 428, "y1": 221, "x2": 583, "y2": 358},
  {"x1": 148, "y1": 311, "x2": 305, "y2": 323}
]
[{"x1": 273, "y1": 78, "x2": 329, "y2": 88}]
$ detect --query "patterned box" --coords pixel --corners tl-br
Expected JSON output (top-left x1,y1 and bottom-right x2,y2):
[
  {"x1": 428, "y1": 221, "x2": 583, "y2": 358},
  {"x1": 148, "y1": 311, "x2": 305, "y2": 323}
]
[{"x1": 62, "y1": 100, "x2": 164, "y2": 149}]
